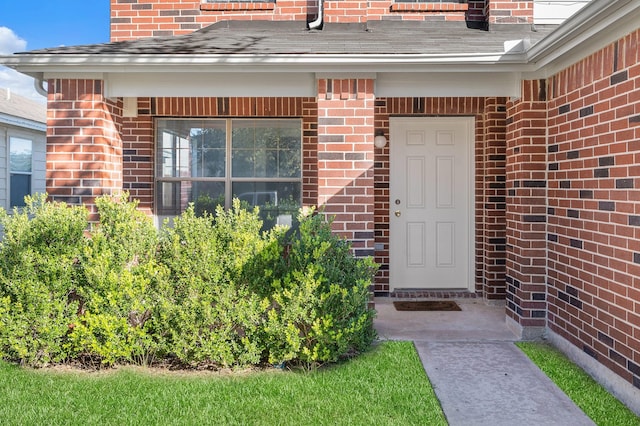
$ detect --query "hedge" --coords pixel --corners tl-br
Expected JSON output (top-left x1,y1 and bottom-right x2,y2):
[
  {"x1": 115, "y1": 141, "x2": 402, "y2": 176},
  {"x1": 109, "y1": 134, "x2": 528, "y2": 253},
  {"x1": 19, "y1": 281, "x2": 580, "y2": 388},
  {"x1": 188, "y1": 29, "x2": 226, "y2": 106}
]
[{"x1": 0, "y1": 194, "x2": 376, "y2": 369}]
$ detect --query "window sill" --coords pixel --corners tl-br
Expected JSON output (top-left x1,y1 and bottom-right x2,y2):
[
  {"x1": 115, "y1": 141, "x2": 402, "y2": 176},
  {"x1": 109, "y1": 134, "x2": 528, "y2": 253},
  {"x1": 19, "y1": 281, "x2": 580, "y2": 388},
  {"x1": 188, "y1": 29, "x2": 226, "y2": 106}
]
[
  {"x1": 390, "y1": 3, "x2": 468, "y2": 12},
  {"x1": 200, "y1": 2, "x2": 276, "y2": 11}
]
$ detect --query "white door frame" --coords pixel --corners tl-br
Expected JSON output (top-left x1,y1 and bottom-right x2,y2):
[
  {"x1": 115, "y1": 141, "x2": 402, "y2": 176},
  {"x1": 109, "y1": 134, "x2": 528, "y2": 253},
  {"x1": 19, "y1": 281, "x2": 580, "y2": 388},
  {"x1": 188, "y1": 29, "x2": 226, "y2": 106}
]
[{"x1": 389, "y1": 116, "x2": 475, "y2": 292}]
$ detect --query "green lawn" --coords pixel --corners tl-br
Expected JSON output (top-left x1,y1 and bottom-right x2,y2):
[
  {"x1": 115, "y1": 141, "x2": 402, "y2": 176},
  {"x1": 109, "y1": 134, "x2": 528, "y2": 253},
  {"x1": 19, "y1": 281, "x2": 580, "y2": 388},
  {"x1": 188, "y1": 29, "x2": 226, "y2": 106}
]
[
  {"x1": 0, "y1": 341, "x2": 446, "y2": 426},
  {"x1": 517, "y1": 342, "x2": 640, "y2": 426}
]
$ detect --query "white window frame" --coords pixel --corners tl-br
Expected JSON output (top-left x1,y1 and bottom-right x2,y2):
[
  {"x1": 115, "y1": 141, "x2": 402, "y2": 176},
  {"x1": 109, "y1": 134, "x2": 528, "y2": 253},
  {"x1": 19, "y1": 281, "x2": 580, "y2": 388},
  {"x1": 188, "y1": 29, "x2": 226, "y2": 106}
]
[{"x1": 8, "y1": 136, "x2": 33, "y2": 208}]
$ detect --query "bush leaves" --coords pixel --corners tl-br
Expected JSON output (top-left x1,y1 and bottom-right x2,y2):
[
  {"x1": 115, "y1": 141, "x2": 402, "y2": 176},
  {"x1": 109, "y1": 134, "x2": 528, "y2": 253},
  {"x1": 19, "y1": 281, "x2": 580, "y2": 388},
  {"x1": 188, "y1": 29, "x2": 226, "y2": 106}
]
[{"x1": 0, "y1": 194, "x2": 376, "y2": 370}]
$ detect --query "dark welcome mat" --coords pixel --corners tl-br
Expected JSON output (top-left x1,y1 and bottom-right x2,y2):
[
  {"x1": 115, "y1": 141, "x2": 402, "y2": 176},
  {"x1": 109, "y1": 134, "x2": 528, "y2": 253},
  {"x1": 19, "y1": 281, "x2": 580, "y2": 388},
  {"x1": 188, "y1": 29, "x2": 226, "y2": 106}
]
[{"x1": 393, "y1": 300, "x2": 461, "y2": 312}]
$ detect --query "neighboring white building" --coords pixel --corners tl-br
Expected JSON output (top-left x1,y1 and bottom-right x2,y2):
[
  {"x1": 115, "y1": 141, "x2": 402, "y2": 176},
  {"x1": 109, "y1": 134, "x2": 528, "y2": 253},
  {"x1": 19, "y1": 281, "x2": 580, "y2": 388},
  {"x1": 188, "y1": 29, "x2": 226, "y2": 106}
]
[{"x1": 0, "y1": 88, "x2": 46, "y2": 210}]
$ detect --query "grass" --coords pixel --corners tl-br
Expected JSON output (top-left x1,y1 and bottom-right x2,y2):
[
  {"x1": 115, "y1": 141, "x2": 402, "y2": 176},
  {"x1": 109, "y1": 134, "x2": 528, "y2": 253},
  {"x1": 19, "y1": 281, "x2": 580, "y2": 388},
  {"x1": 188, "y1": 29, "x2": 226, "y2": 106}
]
[
  {"x1": 0, "y1": 341, "x2": 446, "y2": 426},
  {"x1": 517, "y1": 342, "x2": 640, "y2": 426}
]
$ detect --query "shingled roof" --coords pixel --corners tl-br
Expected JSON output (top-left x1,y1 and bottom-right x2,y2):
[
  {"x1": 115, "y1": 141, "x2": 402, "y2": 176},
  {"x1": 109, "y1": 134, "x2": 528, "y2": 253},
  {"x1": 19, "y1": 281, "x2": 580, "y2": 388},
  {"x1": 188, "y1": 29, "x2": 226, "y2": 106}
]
[{"x1": 19, "y1": 21, "x2": 555, "y2": 57}]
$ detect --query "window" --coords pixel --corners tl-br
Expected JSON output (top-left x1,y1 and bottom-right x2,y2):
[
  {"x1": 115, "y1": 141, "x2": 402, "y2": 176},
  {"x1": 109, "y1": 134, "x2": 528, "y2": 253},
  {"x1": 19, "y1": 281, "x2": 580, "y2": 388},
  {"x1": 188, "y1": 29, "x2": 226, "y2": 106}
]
[
  {"x1": 9, "y1": 137, "x2": 32, "y2": 208},
  {"x1": 156, "y1": 119, "x2": 302, "y2": 227}
]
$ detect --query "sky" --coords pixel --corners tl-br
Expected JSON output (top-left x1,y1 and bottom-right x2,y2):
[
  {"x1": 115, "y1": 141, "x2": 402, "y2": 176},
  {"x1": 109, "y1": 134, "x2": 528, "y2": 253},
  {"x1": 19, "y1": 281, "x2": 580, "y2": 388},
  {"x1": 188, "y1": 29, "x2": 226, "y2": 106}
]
[{"x1": 0, "y1": 1, "x2": 110, "y2": 102}]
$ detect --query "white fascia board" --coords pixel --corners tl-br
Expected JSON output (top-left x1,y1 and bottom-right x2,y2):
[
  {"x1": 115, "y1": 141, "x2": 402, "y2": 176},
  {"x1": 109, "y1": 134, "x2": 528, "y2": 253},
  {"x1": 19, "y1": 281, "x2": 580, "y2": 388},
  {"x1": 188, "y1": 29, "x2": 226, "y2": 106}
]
[
  {"x1": 2, "y1": 52, "x2": 532, "y2": 76},
  {"x1": 42, "y1": 72, "x2": 105, "y2": 80},
  {"x1": 315, "y1": 72, "x2": 377, "y2": 79},
  {"x1": 526, "y1": 0, "x2": 640, "y2": 77},
  {"x1": 376, "y1": 72, "x2": 522, "y2": 98}
]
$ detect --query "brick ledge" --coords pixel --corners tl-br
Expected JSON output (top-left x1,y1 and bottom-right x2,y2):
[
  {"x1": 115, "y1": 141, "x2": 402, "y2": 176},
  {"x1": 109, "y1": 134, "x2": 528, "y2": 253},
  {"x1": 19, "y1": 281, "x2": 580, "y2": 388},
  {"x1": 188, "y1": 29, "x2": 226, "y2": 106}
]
[
  {"x1": 387, "y1": 290, "x2": 480, "y2": 299},
  {"x1": 390, "y1": 3, "x2": 468, "y2": 12},
  {"x1": 200, "y1": 2, "x2": 276, "y2": 11}
]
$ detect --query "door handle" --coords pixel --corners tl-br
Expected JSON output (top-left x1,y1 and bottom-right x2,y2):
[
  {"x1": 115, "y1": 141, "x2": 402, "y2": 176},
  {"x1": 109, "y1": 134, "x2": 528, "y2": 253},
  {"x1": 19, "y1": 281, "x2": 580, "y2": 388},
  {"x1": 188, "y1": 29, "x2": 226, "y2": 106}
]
[{"x1": 394, "y1": 210, "x2": 401, "y2": 217}]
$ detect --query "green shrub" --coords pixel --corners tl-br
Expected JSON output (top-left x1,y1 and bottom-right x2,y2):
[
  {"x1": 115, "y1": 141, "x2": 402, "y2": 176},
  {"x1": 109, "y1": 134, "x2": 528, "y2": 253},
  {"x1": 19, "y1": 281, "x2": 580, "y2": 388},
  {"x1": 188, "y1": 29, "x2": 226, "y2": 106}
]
[
  {"x1": 0, "y1": 194, "x2": 87, "y2": 365},
  {"x1": 0, "y1": 195, "x2": 376, "y2": 370},
  {"x1": 70, "y1": 194, "x2": 165, "y2": 366},
  {"x1": 263, "y1": 209, "x2": 377, "y2": 367},
  {"x1": 155, "y1": 201, "x2": 279, "y2": 366}
]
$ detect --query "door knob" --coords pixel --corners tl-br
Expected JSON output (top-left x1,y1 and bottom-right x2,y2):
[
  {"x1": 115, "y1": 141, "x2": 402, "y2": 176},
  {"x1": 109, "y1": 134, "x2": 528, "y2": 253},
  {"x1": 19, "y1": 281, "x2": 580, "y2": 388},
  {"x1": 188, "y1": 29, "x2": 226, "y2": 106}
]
[{"x1": 394, "y1": 210, "x2": 401, "y2": 217}]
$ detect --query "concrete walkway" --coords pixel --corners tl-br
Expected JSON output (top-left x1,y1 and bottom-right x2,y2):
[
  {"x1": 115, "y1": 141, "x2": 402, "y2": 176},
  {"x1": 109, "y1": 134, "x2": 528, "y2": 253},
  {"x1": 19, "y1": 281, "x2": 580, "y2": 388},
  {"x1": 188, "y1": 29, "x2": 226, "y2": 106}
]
[{"x1": 374, "y1": 297, "x2": 595, "y2": 426}]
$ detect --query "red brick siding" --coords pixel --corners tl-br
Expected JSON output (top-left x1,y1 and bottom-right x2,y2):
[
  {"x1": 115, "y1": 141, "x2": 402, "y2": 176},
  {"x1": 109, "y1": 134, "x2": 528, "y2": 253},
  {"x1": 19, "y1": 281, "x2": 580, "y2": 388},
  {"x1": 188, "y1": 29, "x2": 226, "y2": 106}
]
[
  {"x1": 373, "y1": 97, "x2": 507, "y2": 296},
  {"x1": 546, "y1": 28, "x2": 640, "y2": 386},
  {"x1": 505, "y1": 79, "x2": 547, "y2": 328},
  {"x1": 483, "y1": 97, "x2": 509, "y2": 299},
  {"x1": 486, "y1": 0, "x2": 533, "y2": 25},
  {"x1": 317, "y1": 79, "x2": 375, "y2": 255},
  {"x1": 121, "y1": 99, "x2": 154, "y2": 215},
  {"x1": 46, "y1": 79, "x2": 123, "y2": 219},
  {"x1": 467, "y1": 0, "x2": 486, "y2": 22},
  {"x1": 110, "y1": 0, "x2": 485, "y2": 40}
]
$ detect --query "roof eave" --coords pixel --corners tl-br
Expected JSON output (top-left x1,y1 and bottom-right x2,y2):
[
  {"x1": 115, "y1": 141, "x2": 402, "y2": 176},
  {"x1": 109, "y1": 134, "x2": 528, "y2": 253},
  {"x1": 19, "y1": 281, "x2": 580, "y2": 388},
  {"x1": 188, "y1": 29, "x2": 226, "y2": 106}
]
[
  {"x1": 0, "y1": 52, "x2": 533, "y2": 76},
  {"x1": 525, "y1": 0, "x2": 640, "y2": 76}
]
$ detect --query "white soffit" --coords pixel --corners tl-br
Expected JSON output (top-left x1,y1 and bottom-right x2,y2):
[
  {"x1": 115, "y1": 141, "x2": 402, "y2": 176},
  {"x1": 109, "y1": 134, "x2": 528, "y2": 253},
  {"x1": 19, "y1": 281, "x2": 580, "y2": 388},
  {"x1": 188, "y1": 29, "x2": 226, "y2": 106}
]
[
  {"x1": 103, "y1": 72, "x2": 317, "y2": 98},
  {"x1": 103, "y1": 71, "x2": 521, "y2": 98},
  {"x1": 105, "y1": 72, "x2": 521, "y2": 98},
  {"x1": 375, "y1": 72, "x2": 521, "y2": 98}
]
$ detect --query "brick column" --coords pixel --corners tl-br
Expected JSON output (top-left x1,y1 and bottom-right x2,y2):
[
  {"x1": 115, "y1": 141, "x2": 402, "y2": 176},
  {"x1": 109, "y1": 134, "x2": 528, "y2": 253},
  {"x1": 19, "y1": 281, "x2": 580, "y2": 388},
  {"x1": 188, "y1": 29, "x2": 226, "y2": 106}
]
[
  {"x1": 482, "y1": 97, "x2": 508, "y2": 300},
  {"x1": 46, "y1": 79, "x2": 123, "y2": 217},
  {"x1": 317, "y1": 78, "x2": 375, "y2": 257},
  {"x1": 505, "y1": 80, "x2": 548, "y2": 339}
]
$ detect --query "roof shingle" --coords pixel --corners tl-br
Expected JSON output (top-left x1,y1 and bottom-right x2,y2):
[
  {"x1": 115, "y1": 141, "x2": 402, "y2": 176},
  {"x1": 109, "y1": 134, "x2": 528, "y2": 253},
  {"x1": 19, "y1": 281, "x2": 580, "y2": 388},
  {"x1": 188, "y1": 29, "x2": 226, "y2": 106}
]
[{"x1": 20, "y1": 21, "x2": 557, "y2": 57}]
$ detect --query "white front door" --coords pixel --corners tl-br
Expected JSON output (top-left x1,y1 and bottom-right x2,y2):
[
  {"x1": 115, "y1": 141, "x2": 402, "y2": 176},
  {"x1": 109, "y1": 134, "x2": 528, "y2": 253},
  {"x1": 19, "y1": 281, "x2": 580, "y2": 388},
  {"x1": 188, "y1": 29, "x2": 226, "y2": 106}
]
[{"x1": 389, "y1": 117, "x2": 474, "y2": 291}]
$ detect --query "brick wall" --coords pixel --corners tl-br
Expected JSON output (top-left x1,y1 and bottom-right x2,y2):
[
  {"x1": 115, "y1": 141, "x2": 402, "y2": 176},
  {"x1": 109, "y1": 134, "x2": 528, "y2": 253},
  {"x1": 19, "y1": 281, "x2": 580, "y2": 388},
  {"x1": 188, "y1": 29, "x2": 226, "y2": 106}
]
[
  {"x1": 483, "y1": 97, "x2": 509, "y2": 299},
  {"x1": 110, "y1": 0, "x2": 485, "y2": 41},
  {"x1": 121, "y1": 99, "x2": 153, "y2": 215},
  {"x1": 111, "y1": 0, "x2": 308, "y2": 40},
  {"x1": 505, "y1": 79, "x2": 547, "y2": 336},
  {"x1": 317, "y1": 79, "x2": 375, "y2": 256},
  {"x1": 347, "y1": 1, "x2": 471, "y2": 23},
  {"x1": 546, "y1": 28, "x2": 640, "y2": 387},
  {"x1": 46, "y1": 79, "x2": 123, "y2": 218},
  {"x1": 486, "y1": 0, "x2": 533, "y2": 25},
  {"x1": 373, "y1": 97, "x2": 508, "y2": 297},
  {"x1": 467, "y1": 0, "x2": 486, "y2": 22}
]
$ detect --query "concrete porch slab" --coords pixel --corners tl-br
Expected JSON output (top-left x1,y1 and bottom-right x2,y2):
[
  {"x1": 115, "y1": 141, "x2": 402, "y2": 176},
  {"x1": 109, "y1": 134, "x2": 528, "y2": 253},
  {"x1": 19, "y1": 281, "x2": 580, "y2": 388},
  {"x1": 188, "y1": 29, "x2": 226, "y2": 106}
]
[{"x1": 374, "y1": 297, "x2": 518, "y2": 342}]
